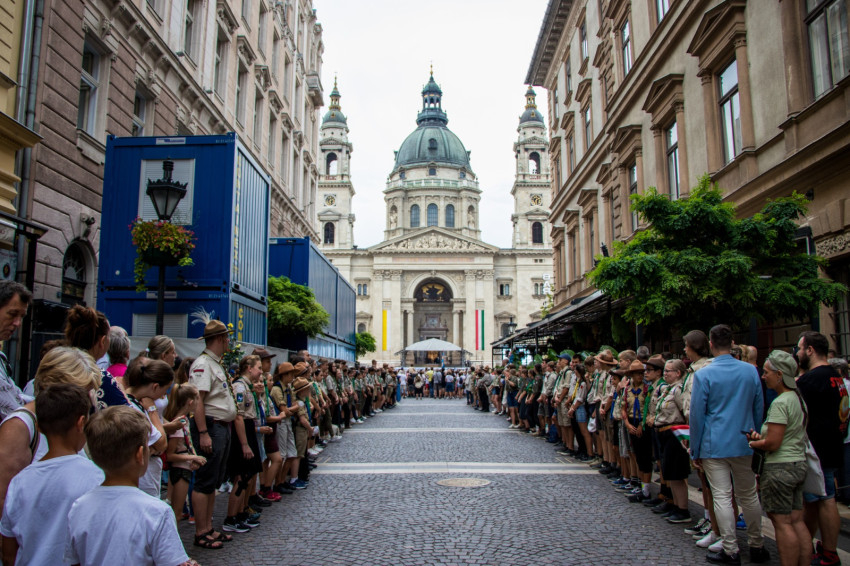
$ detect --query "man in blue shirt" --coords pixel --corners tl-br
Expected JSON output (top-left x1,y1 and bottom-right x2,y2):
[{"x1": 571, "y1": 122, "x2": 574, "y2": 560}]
[{"x1": 690, "y1": 324, "x2": 768, "y2": 565}]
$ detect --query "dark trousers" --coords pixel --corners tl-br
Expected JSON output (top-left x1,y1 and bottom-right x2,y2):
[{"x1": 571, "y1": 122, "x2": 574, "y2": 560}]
[{"x1": 478, "y1": 388, "x2": 489, "y2": 412}]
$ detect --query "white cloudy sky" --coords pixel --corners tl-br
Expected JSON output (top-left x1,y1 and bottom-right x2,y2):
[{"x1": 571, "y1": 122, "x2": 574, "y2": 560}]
[{"x1": 313, "y1": 0, "x2": 549, "y2": 249}]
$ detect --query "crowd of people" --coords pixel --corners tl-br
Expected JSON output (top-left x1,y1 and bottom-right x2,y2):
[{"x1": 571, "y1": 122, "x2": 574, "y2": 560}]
[
  {"x1": 0, "y1": 280, "x2": 405, "y2": 565},
  {"x1": 468, "y1": 325, "x2": 849, "y2": 566}
]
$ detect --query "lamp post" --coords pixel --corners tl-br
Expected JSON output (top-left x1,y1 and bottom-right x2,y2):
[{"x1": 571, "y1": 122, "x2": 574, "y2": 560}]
[{"x1": 146, "y1": 159, "x2": 187, "y2": 335}]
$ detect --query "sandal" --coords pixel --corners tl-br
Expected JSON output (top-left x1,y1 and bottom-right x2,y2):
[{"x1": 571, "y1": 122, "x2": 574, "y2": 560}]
[
  {"x1": 209, "y1": 530, "x2": 233, "y2": 543},
  {"x1": 193, "y1": 531, "x2": 224, "y2": 550}
]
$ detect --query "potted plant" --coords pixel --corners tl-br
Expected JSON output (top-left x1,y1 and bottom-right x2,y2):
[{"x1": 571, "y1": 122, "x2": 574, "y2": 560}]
[{"x1": 130, "y1": 217, "x2": 195, "y2": 292}]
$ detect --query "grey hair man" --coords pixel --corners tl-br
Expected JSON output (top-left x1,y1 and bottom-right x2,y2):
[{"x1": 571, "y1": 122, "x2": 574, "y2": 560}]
[{"x1": 0, "y1": 281, "x2": 33, "y2": 418}]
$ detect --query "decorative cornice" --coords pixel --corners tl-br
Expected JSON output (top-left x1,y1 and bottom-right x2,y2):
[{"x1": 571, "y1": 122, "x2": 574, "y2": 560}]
[{"x1": 815, "y1": 230, "x2": 850, "y2": 259}]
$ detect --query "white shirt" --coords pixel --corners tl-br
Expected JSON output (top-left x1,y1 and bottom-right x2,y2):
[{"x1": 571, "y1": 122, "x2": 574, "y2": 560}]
[
  {"x1": 64, "y1": 485, "x2": 189, "y2": 566},
  {"x1": 0, "y1": 455, "x2": 103, "y2": 566},
  {"x1": 127, "y1": 399, "x2": 164, "y2": 497}
]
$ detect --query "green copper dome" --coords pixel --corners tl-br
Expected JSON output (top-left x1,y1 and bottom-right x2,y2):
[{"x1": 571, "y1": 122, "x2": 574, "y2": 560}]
[
  {"x1": 322, "y1": 77, "x2": 347, "y2": 126},
  {"x1": 393, "y1": 72, "x2": 471, "y2": 171},
  {"x1": 519, "y1": 86, "x2": 545, "y2": 125}
]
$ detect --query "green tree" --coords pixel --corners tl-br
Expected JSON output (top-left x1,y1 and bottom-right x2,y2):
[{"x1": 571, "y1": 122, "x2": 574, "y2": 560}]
[
  {"x1": 588, "y1": 175, "x2": 846, "y2": 328},
  {"x1": 267, "y1": 276, "x2": 329, "y2": 339},
  {"x1": 355, "y1": 332, "x2": 377, "y2": 358}
]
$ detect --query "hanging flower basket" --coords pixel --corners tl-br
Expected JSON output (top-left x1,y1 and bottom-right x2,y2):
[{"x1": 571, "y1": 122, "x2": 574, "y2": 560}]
[{"x1": 130, "y1": 217, "x2": 196, "y2": 293}]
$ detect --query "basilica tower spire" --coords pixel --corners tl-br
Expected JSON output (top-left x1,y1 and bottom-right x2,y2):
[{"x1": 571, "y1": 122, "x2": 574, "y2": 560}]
[
  {"x1": 317, "y1": 77, "x2": 355, "y2": 250},
  {"x1": 511, "y1": 87, "x2": 551, "y2": 248}
]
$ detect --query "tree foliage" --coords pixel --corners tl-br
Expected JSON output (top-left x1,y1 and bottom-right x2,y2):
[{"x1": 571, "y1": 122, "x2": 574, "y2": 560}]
[
  {"x1": 267, "y1": 276, "x2": 329, "y2": 338},
  {"x1": 587, "y1": 175, "x2": 846, "y2": 328},
  {"x1": 355, "y1": 332, "x2": 376, "y2": 358}
]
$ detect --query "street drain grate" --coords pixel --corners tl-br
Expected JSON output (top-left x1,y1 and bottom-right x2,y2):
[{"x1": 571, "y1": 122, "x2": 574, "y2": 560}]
[{"x1": 436, "y1": 478, "x2": 491, "y2": 488}]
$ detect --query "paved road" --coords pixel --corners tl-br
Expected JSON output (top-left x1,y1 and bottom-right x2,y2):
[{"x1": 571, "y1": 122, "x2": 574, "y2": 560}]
[{"x1": 180, "y1": 398, "x2": 784, "y2": 565}]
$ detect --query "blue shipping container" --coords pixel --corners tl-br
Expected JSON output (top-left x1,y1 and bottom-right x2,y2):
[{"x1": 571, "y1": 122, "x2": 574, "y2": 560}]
[
  {"x1": 97, "y1": 133, "x2": 269, "y2": 342},
  {"x1": 268, "y1": 238, "x2": 355, "y2": 361}
]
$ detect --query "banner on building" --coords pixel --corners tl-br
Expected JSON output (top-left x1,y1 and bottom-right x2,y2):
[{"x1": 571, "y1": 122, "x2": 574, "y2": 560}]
[
  {"x1": 382, "y1": 309, "x2": 391, "y2": 351},
  {"x1": 475, "y1": 309, "x2": 484, "y2": 350}
]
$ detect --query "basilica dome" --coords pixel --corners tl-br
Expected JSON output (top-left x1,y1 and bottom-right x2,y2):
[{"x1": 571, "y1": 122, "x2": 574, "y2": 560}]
[{"x1": 393, "y1": 72, "x2": 472, "y2": 172}]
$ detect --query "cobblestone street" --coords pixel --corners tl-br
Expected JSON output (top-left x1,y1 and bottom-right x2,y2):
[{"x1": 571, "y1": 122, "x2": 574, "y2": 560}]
[{"x1": 181, "y1": 398, "x2": 790, "y2": 566}]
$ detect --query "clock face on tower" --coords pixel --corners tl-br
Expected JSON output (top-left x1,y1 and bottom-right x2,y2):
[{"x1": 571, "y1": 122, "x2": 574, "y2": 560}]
[
  {"x1": 530, "y1": 194, "x2": 543, "y2": 206},
  {"x1": 324, "y1": 195, "x2": 336, "y2": 206}
]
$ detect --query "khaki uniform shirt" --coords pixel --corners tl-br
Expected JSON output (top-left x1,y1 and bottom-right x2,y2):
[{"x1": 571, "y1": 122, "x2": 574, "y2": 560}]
[
  {"x1": 233, "y1": 377, "x2": 258, "y2": 420},
  {"x1": 189, "y1": 349, "x2": 236, "y2": 422},
  {"x1": 542, "y1": 371, "x2": 557, "y2": 397},
  {"x1": 654, "y1": 382, "x2": 686, "y2": 427},
  {"x1": 682, "y1": 357, "x2": 712, "y2": 420}
]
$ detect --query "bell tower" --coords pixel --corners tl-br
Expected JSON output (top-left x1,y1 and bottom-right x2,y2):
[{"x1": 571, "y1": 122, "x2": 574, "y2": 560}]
[
  {"x1": 511, "y1": 87, "x2": 551, "y2": 249},
  {"x1": 317, "y1": 78, "x2": 355, "y2": 250}
]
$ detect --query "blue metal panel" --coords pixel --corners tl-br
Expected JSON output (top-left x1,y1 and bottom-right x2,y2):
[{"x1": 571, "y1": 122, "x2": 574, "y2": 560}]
[
  {"x1": 232, "y1": 145, "x2": 270, "y2": 302},
  {"x1": 229, "y1": 297, "x2": 267, "y2": 345}
]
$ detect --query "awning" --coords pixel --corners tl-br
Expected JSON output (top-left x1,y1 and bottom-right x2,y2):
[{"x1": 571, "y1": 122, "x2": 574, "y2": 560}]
[{"x1": 395, "y1": 338, "x2": 462, "y2": 354}]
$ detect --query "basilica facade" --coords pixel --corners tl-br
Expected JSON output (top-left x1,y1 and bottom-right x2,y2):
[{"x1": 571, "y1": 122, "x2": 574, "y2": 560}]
[{"x1": 317, "y1": 74, "x2": 553, "y2": 365}]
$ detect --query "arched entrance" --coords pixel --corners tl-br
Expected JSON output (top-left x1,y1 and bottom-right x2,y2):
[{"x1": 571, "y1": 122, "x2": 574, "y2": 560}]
[{"x1": 412, "y1": 278, "x2": 454, "y2": 366}]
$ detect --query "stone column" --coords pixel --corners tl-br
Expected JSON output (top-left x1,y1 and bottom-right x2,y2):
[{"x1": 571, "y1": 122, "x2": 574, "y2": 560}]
[
  {"x1": 407, "y1": 310, "x2": 414, "y2": 345},
  {"x1": 674, "y1": 102, "x2": 689, "y2": 191},
  {"x1": 699, "y1": 71, "x2": 722, "y2": 172},
  {"x1": 734, "y1": 38, "x2": 756, "y2": 152},
  {"x1": 390, "y1": 270, "x2": 402, "y2": 355},
  {"x1": 652, "y1": 127, "x2": 667, "y2": 196},
  {"x1": 453, "y1": 310, "x2": 460, "y2": 345}
]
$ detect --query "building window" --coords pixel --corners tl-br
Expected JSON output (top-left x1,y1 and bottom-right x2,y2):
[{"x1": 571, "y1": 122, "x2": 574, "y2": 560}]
[
  {"x1": 132, "y1": 91, "x2": 146, "y2": 136},
  {"x1": 77, "y1": 42, "x2": 100, "y2": 134},
  {"x1": 253, "y1": 91, "x2": 263, "y2": 147},
  {"x1": 588, "y1": 215, "x2": 595, "y2": 259},
  {"x1": 570, "y1": 231, "x2": 577, "y2": 280},
  {"x1": 427, "y1": 203, "x2": 438, "y2": 226},
  {"x1": 236, "y1": 64, "x2": 248, "y2": 125},
  {"x1": 628, "y1": 164, "x2": 638, "y2": 231},
  {"x1": 553, "y1": 89, "x2": 559, "y2": 121},
  {"x1": 428, "y1": 167, "x2": 437, "y2": 176},
  {"x1": 272, "y1": 34, "x2": 280, "y2": 80},
  {"x1": 666, "y1": 121, "x2": 680, "y2": 199},
  {"x1": 323, "y1": 222, "x2": 335, "y2": 244},
  {"x1": 184, "y1": 0, "x2": 199, "y2": 60},
  {"x1": 268, "y1": 118, "x2": 276, "y2": 163},
  {"x1": 718, "y1": 59, "x2": 742, "y2": 163},
  {"x1": 459, "y1": 170, "x2": 466, "y2": 179},
  {"x1": 399, "y1": 171, "x2": 406, "y2": 180},
  {"x1": 258, "y1": 3, "x2": 268, "y2": 55},
  {"x1": 356, "y1": 284, "x2": 368, "y2": 296},
  {"x1": 214, "y1": 36, "x2": 227, "y2": 97},
  {"x1": 62, "y1": 243, "x2": 87, "y2": 306},
  {"x1": 241, "y1": 0, "x2": 251, "y2": 25},
  {"x1": 326, "y1": 153, "x2": 338, "y2": 175},
  {"x1": 283, "y1": 54, "x2": 292, "y2": 95},
  {"x1": 583, "y1": 107, "x2": 592, "y2": 149},
  {"x1": 622, "y1": 20, "x2": 632, "y2": 75},
  {"x1": 445, "y1": 204, "x2": 455, "y2": 228},
  {"x1": 567, "y1": 134, "x2": 575, "y2": 172},
  {"x1": 357, "y1": 323, "x2": 366, "y2": 333},
  {"x1": 808, "y1": 0, "x2": 850, "y2": 99},
  {"x1": 565, "y1": 57, "x2": 572, "y2": 93},
  {"x1": 499, "y1": 283, "x2": 511, "y2": 296},
  {"x1": 410, "y1": 204, "x2": 420, "y2": 227},
  {"x1": 529, "y1": 152, "x2": 540, "y2": 174},
  {"x1": 280, "y1": 131, "x2": 289, "y2": 179},
  {"x1": 580, "y1": 20, "x2": 588, "y2": 61},
  {"x1": 657, "y1": 0, "x2": 670, "y2": 22},
  {"x1": 533, "y1": 282, "x2": 543, "y2": 295},
  {"x1": 532, "y1": 221, "x2": 543, "y2": 244}
]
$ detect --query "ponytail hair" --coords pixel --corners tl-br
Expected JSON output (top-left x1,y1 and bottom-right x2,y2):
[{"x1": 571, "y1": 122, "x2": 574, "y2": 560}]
[
  {"x1": 163, "y1": 383, "x2": 199, "y2": 421},
  {"x1": 125, "y1": 357, "x2": 174, "y2": 388},
  {"x1": 64, "y1": 305, "x2": 109, "y2": 351}
]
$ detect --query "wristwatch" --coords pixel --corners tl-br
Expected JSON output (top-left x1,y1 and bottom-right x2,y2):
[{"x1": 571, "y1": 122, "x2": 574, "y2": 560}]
[{"x1": 145, "y1": 405, "x2": 157, "y2": 414}]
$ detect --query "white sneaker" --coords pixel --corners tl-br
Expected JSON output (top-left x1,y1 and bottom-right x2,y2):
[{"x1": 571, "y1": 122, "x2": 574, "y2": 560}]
[
  {"x1": 333, "y1": 435, "x2": 342, "y2": 441},
  {"x1": 696, "y1": 531, "x2": 718, "y2": 548},
  {"x1": 707, "y1": 539, "x2": 723, "y2": 553}
]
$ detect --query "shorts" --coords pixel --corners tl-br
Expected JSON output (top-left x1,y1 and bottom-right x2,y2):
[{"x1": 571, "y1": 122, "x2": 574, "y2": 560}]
[
  {"x1": 651, "y1": 427, "x2": 662, "y2": 462},
  {"x1": 618, "y1": 420, "x2": 631, "y2": 458},
  {"x1": 491, "y1": 386, "x2": 500, "y2": 396},
  {"x1": 295, "y1": 425, "x2": 310, "y2": 458},
  {"x1": 804, "y1": 466, "x2": 837, "y2": 503},
  {"x1": 507, "y1": 391, "x2": 518, "y2": 408},
  {"x1": 629, "y1": 424, "x2": 653, "y2": 474},
  {"x1": 575, "y1": 404, "x2": 588, "y2": 423},
  {"x1": 277, "y1": 419, "x2": 297, "y2": 459},
  {"x1": 264, "y1": 422, "x2": 280, "y2": 455},
  {"x1": 604, "y1": 415, "x2": 615, "y2": 439},
  {"x1": 762, "y1": 460, "x2": 807, "y2": 514},
  {"x1": 170, "y1": 466, "x2": 193, "y2": 485},
  {"x1": 190, "y1": 417, "x2": 231, "y2": 494},
  {"x1": 557, "y1": 402, "x2": 571, "y2": 427},
  {"x1": 446, "y1": 383, "x2": 454, "y2": 393},
  {"x1": 659, "y1": 429, "x2": 691, "y2": 481},
  {"x1": 537, "y1": 402, "x2": 547, "y2": 418},
  {"x1": 611, "y1": 420, "x2": 620, "y2": 447},
  {"x1": 227, "y1": 418, "x2": 263, "y2": 480}
]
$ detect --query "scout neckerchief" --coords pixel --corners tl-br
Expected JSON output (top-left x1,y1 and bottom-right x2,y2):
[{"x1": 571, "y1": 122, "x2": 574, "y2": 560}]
[
  {"x1": 653, "y1": 380, "x2": 683, "y2": 423},
  {"x1": 180, "y1": 416, "x2": 197, "y2": 455},
  {"x1": 642, "y1": 376, "x2": 666, "y2": 424},
  {"x1": 304, "y1": 397, "x2": 312, "y2": 421},
  {"x1": 630, "y1": 384, "x2": 644, "y2": 422}
]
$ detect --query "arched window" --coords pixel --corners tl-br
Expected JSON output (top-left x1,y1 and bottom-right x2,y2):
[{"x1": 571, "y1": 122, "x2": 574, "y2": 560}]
[
  {"x1": 427, "y1": 204, "x2": 438, "y2": 226},
  {"x1": 323, "y1": 222, "x2": 335, "y2": 244},
  {"x1": 529, "y1": 152, "x2": 541, "y2": 174},
  {"x1": 532, "y1": 221, "x2": 543, "y2": 244},
  {"x1": 445, "y1": 204, "x2": 455, "y2": 228},
  {"x1": 62, "y1": 243, "x2": 87, "y2": 306},
  {"x1": 428, "y1": 138, "x2": 438, "y2": 150},
  {"x1": 357, "y1": 323, "x2": 366, "y2": 333},
  {"x1": 410, "y1": 204, "x2": 420, "y2": 227},
  {"x1": 326, "y1": 152, "x2": 338, "y2": 175}
]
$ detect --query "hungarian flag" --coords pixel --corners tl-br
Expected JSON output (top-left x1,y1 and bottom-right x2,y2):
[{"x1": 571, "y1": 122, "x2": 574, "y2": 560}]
[{"x1": 671, "y1": 425, "x2": 691, "y2": 453}]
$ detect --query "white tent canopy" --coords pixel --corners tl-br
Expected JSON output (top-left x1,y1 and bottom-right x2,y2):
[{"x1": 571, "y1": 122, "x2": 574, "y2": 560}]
[{"x1": 396, "y1": 338, "x2": 462, "y2": 354}]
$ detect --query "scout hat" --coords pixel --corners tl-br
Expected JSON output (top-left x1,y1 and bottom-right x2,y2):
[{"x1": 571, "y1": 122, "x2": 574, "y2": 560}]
[
  {"x1": 292, "y1": 377, "x2": 312, "y2": 394},
  {"x1": 276, "y1": 361, "x2": 295, "y2": 378},
  {"x1": 294, "y1": 361, "x2": 310, "y2": 377},
  {"x1": 198, "y1": 319, "x2": 232, "y2": 340},
  {"x1": 596, "y1": 350, "x2": 618, "y2": 366},
  {"x1": 767, "y1": 350, "x2": 798, "y2": 389},
  {"x1": 626, "y1": 360, "x2": 645, "y2": 374},
  {"x1": 252, "y1": 347, "x2": 276, "y2": 360},
  {"x1": 645, "y1": 355, "x2": 665, "y2": 371}
]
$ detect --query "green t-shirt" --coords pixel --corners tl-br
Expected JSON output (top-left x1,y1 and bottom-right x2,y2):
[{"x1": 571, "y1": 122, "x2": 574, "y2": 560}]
[{"x1": 761, "y1": 391, "x2": 807, "y2": 464}]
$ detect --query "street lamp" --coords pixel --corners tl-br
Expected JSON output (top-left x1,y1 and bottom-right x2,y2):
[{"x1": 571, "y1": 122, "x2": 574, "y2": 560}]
[
  {"x1": 507, "y1": 316, "x2": 517, "y2": 336},
  {"x1": 146, "y1": 159, "x2": 188, "y2": 335}
]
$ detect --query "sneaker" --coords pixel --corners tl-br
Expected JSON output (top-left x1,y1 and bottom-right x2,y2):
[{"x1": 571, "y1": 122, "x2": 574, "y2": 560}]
[
  {"x1": 245, "y1": 510, "x2": 262, "y2": 522},
  {"x1": 693, "y1": 521, "x2": 713, "y2": 538},
  {"x1": 611, "y1": 477, "x2": 630, "y2": 486},
  {"x1": 642, "y1": 497, "x2": 663, "y2": 507},
  {"x1": 661, "y1": 509, "x2": 676, "y2": 519},
  {"x1": 258, "y1": 490, "x2": 281, "y2": 502},
  {"x1": 652, "y1": 502, "x2": 675, "y2": 515},
  {"x1": 707, "y1": 539, "x2": 724, "y2": 553},
  {"x1": 812, "y1": 549, "x2": 841, "y2": 566},
  {"x1": 188, "y1": 515, "x2": 195, "y2": 524},
  {"x1": 218, "y1": 481, "x2": 232, "y2": 493},
  {"x1": 275, "y1": 483, "x2": 294, "y2": 494},
  {"x1": 606, "y1": 470, "x2": 621, "y2": 479},
  {"x1": 696, "y1": 531, "x2": 719, "y2": 549},
  {"x1": 666, "y1": 510, "x2": 692, "y2": 524},
  {"x1": 735, "y1": 513, "x2": 746, "y2": 530},
  {"x1": 307, "y1": 449, "x2": 320, "y2": 457},
  {"x1": 599, "y1": 466, "x2": 614, "y2": 475},
  {"x1": 222, "y1": 518, "x2": 250, "y2": 533},
  {"x1": 235, "y1": 513, "x2": 260, "y2": 528},
  {"x1": 706, "y1": 549, "x2": 741, "y2": 565},
  {"x1": 248, "y1": 495, "x2": 272, "y2": 508},
  {"x1": 684, "y1": 518, "x2": 709, "y2": 535},
  {"x1": 291, "y1": 480, "x2": 308, "y2": 490},
  {"x1": 749, "y1": 546, "x2": 770, "y2": 564},
  {"x1": 627, "y1": 492, "x2": 649, "y2": 503}
]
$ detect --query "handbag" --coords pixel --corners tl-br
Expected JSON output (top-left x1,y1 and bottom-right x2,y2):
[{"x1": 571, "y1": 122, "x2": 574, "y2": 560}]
[
  {"x1": 588, "y1": 416, "x2": 597, "y2": 433},
  {"x1": 796, "y1": 391, "x2": 827, "y2": 497},
  {"x1": 750, "y1": 448, "x2": 766, "y2": 475}
]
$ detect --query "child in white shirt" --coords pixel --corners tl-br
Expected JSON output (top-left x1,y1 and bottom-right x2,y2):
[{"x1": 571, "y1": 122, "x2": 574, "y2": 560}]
[
  {"x1": 64, "y1": 406, "x2": 196, "y2": 566},
  {"x1": 0, "y1": 384, "x2": 103, "y2": 565}
]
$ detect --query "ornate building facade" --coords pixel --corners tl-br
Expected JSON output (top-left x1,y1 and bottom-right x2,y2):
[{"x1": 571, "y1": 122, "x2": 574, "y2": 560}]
[
  {"x1": 318, "y1": 74, "x2": 553, "y2": 364},
  {"x1": 527, "y1": 0, "x2": 850, "y2": 354}
]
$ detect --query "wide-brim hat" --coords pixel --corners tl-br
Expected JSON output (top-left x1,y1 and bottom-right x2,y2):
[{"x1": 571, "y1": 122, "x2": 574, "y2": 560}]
[
  {"x1": 294, "y1": 362, "x2": 310, "y2": 377},
  {"x1": 645, "y1": 355, "x2": 665, "y2": 371},
  {"x1": 198, "y1": 319, "x2": 232, "y2": 340},
  {"x1": 626, "y1": 360, "x2": 646, "y2": 374},
  {"x1": 276, "y1": 361, "x2": 295, "y2": 378},
  {"x1": 292, "y1": 377, "x2": 312, "y2": 393},
  {"x1": 252, "y1": 348, "x2": 276, "y2": 360},
  {"x1": 596, "y1": 350, "x2": 618, "y2": 366}
]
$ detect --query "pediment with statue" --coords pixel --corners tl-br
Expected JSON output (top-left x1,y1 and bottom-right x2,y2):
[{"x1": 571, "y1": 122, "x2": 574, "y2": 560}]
[{"x1": 370, "y1": 228, "x2": 499, "y2": 254}]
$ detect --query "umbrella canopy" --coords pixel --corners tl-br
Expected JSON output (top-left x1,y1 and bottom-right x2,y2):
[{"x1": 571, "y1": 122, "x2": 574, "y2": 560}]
[{"x1": 396, "y1": 338, "x2": 462, "y2": 354}]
